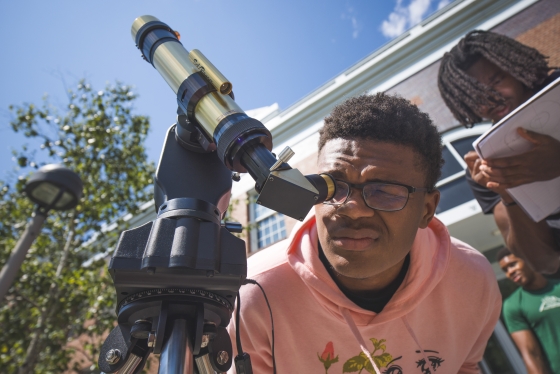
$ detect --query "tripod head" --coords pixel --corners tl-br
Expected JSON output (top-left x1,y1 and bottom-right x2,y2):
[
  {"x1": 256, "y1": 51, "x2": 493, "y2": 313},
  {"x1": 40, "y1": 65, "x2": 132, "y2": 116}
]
[{"x1": 98, "y1": 16, "x2": 335, "y2": 374}]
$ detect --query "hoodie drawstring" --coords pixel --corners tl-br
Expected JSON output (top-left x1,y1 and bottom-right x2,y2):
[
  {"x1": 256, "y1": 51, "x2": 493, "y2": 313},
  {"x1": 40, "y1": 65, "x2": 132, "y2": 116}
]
[
  {"x1": 401, "y1": 315, "x2": 430, "y2": 369},
  {"x1": 340, "y1": 308, "x2": 381, "y2": 374}
]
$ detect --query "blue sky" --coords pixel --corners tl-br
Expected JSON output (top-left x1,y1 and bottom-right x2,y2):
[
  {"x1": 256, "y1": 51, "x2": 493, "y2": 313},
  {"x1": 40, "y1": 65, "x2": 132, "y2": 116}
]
[{"x1": 0, "y1": 0, "x2": 451, "y2": 182}]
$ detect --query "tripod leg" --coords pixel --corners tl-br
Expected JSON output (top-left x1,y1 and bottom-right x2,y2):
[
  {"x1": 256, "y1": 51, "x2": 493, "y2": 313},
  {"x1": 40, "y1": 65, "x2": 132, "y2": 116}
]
[{"x1": 158, "y1": 318, "x2": 194, "y2": 374}]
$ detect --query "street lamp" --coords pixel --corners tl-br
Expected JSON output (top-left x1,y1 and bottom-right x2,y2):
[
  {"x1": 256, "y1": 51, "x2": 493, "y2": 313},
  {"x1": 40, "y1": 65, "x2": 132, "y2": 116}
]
[{"x1": 0, "y1": 164, "x2": 83, "y2": 301}]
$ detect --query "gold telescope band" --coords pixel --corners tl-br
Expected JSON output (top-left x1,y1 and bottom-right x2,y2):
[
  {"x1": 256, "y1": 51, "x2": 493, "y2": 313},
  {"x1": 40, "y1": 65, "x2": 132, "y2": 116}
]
[
  {"x1": 320, "y1": 174, "x2": 336, "y2": 201},
  {"x1": 194, "y1": 94, "x2": 244, "y2": 139},
  {"x1": 189, "y1": 49, "x2": 233, "y2": 95}
]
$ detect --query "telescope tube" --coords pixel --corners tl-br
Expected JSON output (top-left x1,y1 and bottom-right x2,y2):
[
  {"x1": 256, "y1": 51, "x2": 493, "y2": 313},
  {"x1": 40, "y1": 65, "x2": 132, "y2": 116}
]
[
  {"x1": 131, "y1": 15, "x2": 272, "y2": 173},
  {"x1": 131, "y1": 15, "x2": 336, "y2": 216}
]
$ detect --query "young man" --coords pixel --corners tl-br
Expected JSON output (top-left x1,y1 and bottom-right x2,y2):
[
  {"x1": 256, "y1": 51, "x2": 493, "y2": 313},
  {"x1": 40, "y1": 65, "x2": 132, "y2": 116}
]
[
  {"x1": 229, "y1": 93, "x2": 500, "y2": 373},
  {"x1": 498, "y1": 247, "x2": 560, "y2": 373},
  {"x1": 437, "y1": 30, "x2": 560, "y2": 275}
]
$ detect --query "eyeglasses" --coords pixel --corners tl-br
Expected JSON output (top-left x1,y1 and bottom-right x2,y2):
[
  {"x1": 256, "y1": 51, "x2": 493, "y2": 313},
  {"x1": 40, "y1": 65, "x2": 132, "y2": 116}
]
[{"x1": 324, "y1": 179, "x2": 429, "y2": 212}]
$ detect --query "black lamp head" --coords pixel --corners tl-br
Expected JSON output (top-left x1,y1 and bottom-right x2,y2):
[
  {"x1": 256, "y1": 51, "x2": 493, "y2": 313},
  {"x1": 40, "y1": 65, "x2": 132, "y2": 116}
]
[{"x1": 24, "y1": 164, "x2": 83, "y2": 211}]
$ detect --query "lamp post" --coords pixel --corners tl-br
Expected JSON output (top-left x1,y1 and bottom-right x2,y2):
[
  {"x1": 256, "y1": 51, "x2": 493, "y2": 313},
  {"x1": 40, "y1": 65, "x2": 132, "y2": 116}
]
[{"x1": 0, "y1": 164, "x2": 83, "y2": 301}]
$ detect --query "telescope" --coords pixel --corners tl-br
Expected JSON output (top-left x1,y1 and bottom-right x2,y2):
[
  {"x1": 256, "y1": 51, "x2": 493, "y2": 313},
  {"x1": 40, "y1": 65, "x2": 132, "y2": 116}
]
[{"x1": 98, "y1": 15, "x2": 335, "y2": 374}]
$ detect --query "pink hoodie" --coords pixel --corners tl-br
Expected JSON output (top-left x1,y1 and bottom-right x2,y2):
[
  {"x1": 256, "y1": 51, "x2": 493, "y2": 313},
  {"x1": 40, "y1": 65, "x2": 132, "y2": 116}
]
[{"x1": 229, "y1": 212, "x2": 501, "y2": 374}]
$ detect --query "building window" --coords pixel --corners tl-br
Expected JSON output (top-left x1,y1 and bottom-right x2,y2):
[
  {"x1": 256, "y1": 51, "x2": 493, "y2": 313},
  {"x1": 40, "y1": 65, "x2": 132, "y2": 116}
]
[
  {"x1": 249, "y1": 197, "x2": 287, "y2": 251},
  {"x1": 436, "y1": 126, "x2": 490, "y2": 214}
]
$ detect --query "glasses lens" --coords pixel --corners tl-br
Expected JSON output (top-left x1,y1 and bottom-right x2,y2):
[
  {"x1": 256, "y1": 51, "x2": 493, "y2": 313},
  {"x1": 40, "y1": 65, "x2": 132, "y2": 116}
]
[
  {"x1": 363, "y1": 183, "x2": 408, "y2": 211},
  {"x1": 326, "y1": 180, "x2": 349, "y2": 204}
]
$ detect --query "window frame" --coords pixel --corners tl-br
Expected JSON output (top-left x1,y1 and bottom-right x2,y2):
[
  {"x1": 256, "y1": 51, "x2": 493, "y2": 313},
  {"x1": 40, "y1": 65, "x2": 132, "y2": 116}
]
[
  {"x1": 248, "y1": 191, "x2": 287, "y2": 252},
  {"x1": 436, "y1": 123, "x2": 492, "y2": 213}
]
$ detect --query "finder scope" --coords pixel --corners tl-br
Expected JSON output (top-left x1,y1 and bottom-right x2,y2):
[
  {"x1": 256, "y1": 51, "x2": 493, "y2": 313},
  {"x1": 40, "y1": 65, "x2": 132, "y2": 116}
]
[{"x1": 131, "y1": 15, "x2": 335, "y2": 220}]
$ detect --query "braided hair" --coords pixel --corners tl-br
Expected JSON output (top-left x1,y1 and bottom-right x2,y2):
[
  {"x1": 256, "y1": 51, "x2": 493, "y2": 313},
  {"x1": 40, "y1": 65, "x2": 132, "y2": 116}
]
[{"x1": 438, "y1": 30, "x2": 551, "y2": 127}]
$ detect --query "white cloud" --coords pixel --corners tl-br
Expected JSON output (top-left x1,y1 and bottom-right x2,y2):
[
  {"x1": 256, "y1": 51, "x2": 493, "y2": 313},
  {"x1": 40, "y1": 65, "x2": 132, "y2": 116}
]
[
  {"x1": 342, "y1": 6, "x2": 363, "y2": 39},
  {"x1": 380, "y1": 11, "x2": 407, "y2": 38},
  {"x1": 438, "y1": 0, "x2": 451, "y2": 10},
  {"x1": 408, "y1": 0, "x2": 431, "y2": 25},
  {"x1": 380, "y1": 0, "x2": 445, "y2": 38}
]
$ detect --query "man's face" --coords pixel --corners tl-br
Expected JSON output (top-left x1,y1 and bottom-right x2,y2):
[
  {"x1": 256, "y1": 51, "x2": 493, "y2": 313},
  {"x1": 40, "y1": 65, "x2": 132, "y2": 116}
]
[
  {"x1": 315, "y1": 138, "x2": 440, "y2": 280},
  {"x1": 466, "y1": 57, "x2": 533, "y2": 123},
  {"x1": 499, "y1": 254, "x2": 535, "y2": 287}
]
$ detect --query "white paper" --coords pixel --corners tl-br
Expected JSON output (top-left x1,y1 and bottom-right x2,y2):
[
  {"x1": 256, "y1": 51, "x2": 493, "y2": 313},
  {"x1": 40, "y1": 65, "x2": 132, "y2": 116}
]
[{"x1": 473, "y1": 77, "x2": 560, "y2": 222}]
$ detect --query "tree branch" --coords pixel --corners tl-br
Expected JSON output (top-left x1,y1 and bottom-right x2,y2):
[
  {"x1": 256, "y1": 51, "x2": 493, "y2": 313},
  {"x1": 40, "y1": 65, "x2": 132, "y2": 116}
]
[
  {"x1": 12, "y1": 287, "x2": 41, "y2": 310},
  {"x1": 64, "y1": 343, "x2": 93, "y2": 363},
  {"x1": 19, "y1": 212, "x2": 77, "y2": 374}
]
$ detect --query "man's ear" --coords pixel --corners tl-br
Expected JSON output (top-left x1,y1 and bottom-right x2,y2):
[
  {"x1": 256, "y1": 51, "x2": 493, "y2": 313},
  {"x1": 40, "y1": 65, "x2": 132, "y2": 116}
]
[{"x1": 419, "y1": 189, "x2": 440, "y2": 229}]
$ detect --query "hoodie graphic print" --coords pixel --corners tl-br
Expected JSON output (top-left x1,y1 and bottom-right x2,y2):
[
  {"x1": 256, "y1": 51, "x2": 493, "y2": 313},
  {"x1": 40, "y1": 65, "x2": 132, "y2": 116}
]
[
  {"x1": 317, "y1": 339, "x2": 444, "y2": 373},
  {"x1": 228, "y1": 213, "x2": 501, "y2": 374}
]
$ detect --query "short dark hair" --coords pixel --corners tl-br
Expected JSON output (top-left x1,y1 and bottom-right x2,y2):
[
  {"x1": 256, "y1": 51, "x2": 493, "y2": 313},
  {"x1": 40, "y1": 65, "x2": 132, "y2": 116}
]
[
  {"x1": 496, "y1": 247, "x2": 512, "y2": 263},
  {"x1": 438, "y1": 30, "x2": 551, "y2": 127},
  {"x1": 318, "y1": 93, "x2": 443, "y2": 190}
]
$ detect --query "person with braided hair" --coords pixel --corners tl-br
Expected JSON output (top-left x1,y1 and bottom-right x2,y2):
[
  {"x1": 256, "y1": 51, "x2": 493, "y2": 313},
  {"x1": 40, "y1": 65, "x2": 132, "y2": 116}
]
[{"x1": 438, "y1": 30, "x2": 560, "y2": 277}]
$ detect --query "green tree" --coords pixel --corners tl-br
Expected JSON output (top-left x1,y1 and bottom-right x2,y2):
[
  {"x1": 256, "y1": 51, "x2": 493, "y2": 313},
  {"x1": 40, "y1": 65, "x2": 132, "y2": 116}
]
[{"x1": 0, "y1": 80, "x2": 155, "y2": 373}]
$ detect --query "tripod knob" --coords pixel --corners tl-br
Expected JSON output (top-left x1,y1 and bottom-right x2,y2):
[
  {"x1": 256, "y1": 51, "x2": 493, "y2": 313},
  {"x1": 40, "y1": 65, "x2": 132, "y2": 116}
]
[
  {"x1": 223, "y1": 222, "x2": 243, "y2": 233},
  {"x1": 105, "y1": 349, "x2": 121, "y2": 364},
  {"x1": 207, "y1": 326, "x2": 233, "y2": 372},
  {"x1": 130, "y1": 320, "x2": 152, "y2": 339}
]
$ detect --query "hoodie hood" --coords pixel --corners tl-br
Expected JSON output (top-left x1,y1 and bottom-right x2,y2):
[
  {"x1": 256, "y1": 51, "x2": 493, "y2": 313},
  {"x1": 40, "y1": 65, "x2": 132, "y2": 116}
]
[{"x1": 286, "y1": 209, "x2": 451, "y2": 326}]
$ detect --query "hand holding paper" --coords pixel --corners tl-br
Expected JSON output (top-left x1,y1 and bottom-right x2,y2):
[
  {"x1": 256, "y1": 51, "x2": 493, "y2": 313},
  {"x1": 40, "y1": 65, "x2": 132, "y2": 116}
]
[
  {"x1": 479, "y1": 128, "x2": 560, "y2": 190},
  {"x1": 464, "y1": 150, "x2": 508, "y2": 197}
]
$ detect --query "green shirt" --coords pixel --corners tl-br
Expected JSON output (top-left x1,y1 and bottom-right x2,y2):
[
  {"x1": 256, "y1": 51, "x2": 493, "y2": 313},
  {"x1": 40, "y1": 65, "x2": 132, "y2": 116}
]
[{"x1": 503, "y1": 279, "x2": 560, "y2": 373}]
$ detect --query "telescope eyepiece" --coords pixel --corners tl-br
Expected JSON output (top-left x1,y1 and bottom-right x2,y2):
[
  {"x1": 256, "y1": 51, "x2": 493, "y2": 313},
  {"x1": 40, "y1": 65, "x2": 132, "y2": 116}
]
[{"x1": 305, "y1": 174, "x2": 336, "y2": 204}]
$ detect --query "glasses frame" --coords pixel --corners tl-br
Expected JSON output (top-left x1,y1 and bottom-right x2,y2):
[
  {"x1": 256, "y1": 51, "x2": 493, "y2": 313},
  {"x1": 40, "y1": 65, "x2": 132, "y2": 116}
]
[{"x1": 324, "y1": 179, "x2": 430, "y2": 212}]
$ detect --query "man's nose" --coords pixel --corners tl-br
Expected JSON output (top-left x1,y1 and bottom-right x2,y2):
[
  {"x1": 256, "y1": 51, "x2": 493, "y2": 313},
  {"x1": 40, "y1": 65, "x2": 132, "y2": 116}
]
[
  {"x1": 336, "y1": 189, "x2": 375, "y2": 218},
  {"x1": 506, "y1": 266, "x2": 515, "y2": 278}
]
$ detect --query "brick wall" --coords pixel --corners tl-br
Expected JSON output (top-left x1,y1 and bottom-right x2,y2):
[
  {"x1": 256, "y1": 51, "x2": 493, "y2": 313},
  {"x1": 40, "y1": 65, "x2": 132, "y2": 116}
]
[
  {"x1": 516, "y1": 12, "x2": 560, "y2": 68},
  {"x1": 227, "y1": 190, "x2": 251, "y2": 253}
]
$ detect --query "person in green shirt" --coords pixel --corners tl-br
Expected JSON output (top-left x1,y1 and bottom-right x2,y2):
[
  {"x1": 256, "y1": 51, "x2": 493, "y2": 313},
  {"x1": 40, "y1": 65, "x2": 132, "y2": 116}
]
[{"x1": 498, "y1": 247, "x2": 560, "y2": 373}]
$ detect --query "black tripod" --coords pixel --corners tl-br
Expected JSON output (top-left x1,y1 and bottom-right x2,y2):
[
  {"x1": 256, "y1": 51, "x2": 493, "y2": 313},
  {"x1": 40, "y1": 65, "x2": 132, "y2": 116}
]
[
  {"x1": 97, "y1": 15, "x2": 334, "y2": 374},
  {"x1": 98, "y1": 121, "x2": 246, "y2": 374}
]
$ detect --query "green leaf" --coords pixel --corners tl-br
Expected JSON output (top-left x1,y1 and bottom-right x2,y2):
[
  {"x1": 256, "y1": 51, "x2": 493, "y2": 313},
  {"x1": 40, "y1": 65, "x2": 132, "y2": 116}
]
[
  {"x1": 373, "y1": 352, "x2": 393, "y2": 368},
  {"x1": 370, "y1": 338, "x2": 386, "y2": 352},
  {"x1": 343, "y1": 354, "x2": 367, "y2": 373},
  {"x1": 359, "y1": 349, "x2": 393, "y2": 373},
  {"x1": 17, "y1": 157, "x2": 27, "y2": 167}
]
